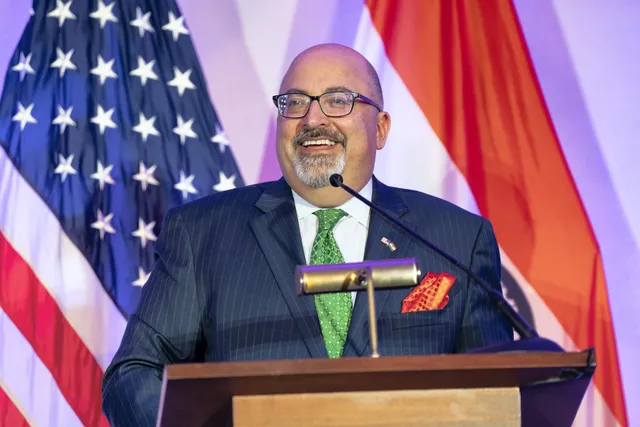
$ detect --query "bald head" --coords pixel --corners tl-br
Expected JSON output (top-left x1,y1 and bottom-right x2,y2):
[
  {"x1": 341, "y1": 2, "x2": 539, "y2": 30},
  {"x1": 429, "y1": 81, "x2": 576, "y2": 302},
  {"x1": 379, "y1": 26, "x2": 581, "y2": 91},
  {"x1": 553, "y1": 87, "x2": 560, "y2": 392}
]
[{"x1": 280, "y1": 43, "x2": 384, "y2": 108}]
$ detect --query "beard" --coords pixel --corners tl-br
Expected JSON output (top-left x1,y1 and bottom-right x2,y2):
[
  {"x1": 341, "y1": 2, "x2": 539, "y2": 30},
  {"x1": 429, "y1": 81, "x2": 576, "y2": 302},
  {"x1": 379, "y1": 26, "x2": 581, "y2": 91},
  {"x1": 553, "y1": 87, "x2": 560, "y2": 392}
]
[
  {"x1": 292, "y1": 149, "x2": 346, "y2": 188},
  {"x1": 291, "y1": 128, "x2": 347, "y2": 188}
]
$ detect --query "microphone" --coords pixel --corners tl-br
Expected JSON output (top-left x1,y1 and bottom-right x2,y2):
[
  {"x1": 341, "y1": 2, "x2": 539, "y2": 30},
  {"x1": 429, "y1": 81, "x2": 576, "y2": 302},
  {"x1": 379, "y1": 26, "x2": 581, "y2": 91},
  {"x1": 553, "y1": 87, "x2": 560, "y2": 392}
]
[{"x1": 329, "y1": 173, "x2": 538, "y2": 340}]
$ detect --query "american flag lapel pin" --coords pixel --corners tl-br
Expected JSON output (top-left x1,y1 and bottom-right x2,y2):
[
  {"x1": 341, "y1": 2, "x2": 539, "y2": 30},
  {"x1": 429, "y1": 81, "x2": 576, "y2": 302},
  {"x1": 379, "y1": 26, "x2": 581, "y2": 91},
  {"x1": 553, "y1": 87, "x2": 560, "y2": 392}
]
[{"x1": 381, "y1": 236, "x2": 397, "y2": 252}]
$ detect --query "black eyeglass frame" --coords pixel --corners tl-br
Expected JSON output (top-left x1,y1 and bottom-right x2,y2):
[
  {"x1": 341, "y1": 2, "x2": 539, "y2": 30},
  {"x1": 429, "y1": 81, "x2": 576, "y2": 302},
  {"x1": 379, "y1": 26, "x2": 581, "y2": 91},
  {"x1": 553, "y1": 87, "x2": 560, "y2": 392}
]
[{"x1": 271, "y1": 91, "x2": 382, "y2": 118}]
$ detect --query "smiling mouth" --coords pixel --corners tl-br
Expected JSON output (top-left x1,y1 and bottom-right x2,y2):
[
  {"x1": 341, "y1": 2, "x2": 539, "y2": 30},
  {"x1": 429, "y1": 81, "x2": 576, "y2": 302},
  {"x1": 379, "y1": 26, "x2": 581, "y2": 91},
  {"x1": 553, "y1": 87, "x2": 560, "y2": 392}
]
[{"x1": 299, "y1": 139, "x2": 339, "y2": 147}]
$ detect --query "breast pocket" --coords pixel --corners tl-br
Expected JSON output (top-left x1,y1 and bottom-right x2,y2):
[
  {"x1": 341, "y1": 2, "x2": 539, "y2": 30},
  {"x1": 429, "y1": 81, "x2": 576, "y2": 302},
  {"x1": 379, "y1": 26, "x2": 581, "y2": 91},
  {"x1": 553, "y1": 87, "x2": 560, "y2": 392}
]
[{"x1": 388, "y1": 308, "x2": 454, "y2": 330}]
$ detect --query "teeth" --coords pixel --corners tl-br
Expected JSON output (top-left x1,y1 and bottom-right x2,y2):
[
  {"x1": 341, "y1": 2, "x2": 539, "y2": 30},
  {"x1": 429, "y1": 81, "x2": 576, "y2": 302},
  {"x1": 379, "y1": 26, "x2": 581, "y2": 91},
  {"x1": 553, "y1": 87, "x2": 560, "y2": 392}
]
[{"x1": 301, "y1": 139, "x2": 336, "y2": 147}]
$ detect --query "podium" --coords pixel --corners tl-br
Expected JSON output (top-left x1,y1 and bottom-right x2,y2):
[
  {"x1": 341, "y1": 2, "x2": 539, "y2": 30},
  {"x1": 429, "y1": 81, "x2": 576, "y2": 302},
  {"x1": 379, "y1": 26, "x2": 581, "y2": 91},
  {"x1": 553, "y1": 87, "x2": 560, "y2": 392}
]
[{"x1": 156, "y1": 340, "x2": 595, "y2": 427}]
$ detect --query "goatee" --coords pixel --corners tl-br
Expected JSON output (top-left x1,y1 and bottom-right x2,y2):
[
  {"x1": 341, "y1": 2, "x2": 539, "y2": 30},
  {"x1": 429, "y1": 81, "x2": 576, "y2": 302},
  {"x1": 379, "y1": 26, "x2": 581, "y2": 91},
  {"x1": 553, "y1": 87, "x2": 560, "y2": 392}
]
[{"x1": 291, "y1": 128, "x2": 347, "y2": 188}]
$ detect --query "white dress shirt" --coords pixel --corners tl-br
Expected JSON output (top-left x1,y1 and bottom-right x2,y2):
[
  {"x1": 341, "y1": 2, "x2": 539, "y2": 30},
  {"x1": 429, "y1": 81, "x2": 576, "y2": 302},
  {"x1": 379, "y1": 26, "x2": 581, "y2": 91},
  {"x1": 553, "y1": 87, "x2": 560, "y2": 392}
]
[{"x1": 291, "y1": 179, "x2": 373, "y2": 304}]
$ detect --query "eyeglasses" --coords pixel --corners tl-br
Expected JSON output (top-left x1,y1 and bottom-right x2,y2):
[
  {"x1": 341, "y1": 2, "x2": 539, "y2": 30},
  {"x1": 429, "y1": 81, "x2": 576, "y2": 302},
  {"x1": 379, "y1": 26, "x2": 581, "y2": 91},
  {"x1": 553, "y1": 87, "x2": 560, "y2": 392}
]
[{"x1": 272, "y1": 91, "x2": 382, "y2": 118}]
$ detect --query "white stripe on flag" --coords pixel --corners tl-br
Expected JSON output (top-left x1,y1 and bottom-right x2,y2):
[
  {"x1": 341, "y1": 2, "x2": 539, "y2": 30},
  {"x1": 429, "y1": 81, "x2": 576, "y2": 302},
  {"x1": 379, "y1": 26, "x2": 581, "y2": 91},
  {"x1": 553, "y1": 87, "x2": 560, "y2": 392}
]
[
  {"x1": 353, "y1": 8, "x2": 481, "y2": 212},
  {"x1": 353, "y1": 7, "x2": 620, "y2": 427},
  {"x1": 0, "y1": 147, "x2": 126, "y2": 370},
  {"x1": 0, "y1": 307, "x2": 83, "y2": 427}
]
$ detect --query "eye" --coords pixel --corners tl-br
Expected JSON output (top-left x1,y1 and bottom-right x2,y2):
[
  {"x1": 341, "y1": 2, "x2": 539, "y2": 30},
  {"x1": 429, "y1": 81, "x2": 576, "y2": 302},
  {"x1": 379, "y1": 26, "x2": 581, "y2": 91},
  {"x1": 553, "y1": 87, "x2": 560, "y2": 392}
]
[
  {"x1": 283, "y1": 94, "x2": 308, "y2": 110},
  {"x1": 326, "y1": 93, "x2": 351, "y2": 108}
]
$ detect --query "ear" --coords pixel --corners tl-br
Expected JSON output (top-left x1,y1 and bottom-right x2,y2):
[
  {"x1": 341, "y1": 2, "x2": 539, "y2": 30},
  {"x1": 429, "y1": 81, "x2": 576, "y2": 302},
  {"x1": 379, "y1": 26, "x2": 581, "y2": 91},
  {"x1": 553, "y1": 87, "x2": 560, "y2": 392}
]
[{"x1": 375, "y1": 111, "x2": 391, "y2": 150}]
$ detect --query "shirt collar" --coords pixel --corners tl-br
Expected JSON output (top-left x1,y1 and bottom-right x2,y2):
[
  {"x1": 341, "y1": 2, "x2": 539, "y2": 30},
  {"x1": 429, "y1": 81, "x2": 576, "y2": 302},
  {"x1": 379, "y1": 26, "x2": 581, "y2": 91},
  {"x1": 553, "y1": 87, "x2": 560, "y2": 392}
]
[{"x1": 291, "y1": 178, "x2": 372, "y2": 227}]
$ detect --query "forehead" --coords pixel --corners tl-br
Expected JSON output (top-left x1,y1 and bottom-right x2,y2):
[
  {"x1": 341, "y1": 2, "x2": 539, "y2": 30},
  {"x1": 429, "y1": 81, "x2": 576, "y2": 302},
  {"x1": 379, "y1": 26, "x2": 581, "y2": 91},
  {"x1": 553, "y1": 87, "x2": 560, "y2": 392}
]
[{"x1": 280, "y1": 52, "x2": 370, "y2": 95}]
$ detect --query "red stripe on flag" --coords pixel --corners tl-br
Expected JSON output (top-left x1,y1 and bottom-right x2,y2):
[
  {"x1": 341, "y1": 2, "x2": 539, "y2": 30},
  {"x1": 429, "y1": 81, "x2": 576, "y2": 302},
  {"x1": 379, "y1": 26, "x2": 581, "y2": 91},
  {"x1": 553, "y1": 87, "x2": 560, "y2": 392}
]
[
  {"x1": 366, "y1": 0, "x2": 627, "y2": 425},
  {"x1": 0, "y1": 386, "x2": 29, "y2": 427},
  {"x1": 0, "y1": 231, "x2": 108, "y2": 427}
]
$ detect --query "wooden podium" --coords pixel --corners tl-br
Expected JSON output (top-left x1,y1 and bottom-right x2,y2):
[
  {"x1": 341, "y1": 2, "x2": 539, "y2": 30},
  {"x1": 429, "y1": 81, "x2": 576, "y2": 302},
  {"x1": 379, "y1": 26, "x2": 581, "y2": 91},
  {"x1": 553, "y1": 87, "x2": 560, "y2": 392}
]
[{"x1": 156, "y1": 339, "x2": 595, "y2": 427}]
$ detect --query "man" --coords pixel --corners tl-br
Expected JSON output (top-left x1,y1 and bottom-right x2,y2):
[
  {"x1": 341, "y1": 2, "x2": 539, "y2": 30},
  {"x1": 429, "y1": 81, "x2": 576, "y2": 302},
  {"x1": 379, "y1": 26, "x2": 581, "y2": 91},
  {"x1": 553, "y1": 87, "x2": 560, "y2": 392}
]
[{"x1": 102, "y1": 43, "x2": 513, "y2": 426}]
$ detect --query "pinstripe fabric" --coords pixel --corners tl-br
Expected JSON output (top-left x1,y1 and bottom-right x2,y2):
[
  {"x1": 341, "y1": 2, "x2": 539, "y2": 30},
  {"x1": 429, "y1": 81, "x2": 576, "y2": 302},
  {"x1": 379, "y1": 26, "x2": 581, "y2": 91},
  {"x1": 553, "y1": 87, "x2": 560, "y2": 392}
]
[{"x1": 101, "y1": 176, "x2": 513, "y2": 426}]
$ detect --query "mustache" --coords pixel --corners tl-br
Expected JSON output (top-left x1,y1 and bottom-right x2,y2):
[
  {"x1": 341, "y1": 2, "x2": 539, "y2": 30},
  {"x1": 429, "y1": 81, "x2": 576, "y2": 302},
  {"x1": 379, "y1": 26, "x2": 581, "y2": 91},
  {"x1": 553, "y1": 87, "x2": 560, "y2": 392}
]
[{"x1": 291, "y1": 128, "x2": 346, "y2": 146}]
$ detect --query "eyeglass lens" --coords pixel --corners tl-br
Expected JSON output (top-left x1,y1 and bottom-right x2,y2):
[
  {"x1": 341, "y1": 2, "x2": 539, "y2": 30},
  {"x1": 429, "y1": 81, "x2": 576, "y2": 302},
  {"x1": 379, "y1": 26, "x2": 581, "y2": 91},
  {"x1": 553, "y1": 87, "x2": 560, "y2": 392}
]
[{"x1": 277, "y1": 92, "x2": 354, "y2": 118}]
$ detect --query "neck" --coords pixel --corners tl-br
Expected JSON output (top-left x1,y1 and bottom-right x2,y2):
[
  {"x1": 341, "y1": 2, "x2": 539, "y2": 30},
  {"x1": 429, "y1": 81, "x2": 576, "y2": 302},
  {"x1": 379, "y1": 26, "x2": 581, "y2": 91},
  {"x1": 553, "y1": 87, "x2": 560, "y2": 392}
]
[{"x1": 288, "y1": 177, "x2": 367, "y2": 208}]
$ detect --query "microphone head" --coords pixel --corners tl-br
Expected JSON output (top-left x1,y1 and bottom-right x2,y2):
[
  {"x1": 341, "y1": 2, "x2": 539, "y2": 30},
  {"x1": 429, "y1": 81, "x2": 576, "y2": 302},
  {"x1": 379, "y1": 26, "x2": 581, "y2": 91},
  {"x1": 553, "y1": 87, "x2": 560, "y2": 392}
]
[{"x1": 329, "y1": 174, "x2": 343, "y2": 187}]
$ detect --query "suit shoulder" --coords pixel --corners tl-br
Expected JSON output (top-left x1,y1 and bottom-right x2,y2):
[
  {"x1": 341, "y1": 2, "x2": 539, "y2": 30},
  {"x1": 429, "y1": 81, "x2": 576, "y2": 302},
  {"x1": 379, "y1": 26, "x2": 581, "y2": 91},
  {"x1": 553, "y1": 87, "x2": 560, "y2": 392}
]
[
  {"x1": 390, "y1": 185, "x2": 489, "y2": 227},
  {"x1": 165, "y1": 180, "x2": 275, "y2": 220}
]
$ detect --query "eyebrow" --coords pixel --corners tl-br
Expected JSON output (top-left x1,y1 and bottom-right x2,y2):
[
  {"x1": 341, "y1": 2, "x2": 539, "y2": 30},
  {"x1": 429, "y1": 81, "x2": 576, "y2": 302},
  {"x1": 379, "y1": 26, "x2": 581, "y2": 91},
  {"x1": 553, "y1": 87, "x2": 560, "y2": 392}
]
[
  {"x1": 325, "y1": 85, "x2": 352, "y2": 93},
  {"x1": 284, "y1": 86, "x2": 354, "y2": 95},
  {"x1": 284, "y1": 88, "x2": 308, "y2": 95}
]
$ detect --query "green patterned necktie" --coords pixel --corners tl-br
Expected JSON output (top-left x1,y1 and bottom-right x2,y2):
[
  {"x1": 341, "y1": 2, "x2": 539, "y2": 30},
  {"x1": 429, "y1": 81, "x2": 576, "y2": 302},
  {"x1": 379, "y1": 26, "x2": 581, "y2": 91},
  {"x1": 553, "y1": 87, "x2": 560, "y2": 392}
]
[{"x1": 311, "y1": 209, "x2": 352, "y2": 358}]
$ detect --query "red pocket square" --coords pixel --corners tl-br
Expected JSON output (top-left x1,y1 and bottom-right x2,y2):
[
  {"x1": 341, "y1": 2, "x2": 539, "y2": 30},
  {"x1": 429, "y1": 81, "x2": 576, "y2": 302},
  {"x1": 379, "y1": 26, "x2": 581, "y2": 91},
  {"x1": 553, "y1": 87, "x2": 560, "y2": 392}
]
[{"x1": 401, "y1": 272, "x2": 456, "y2": 313}]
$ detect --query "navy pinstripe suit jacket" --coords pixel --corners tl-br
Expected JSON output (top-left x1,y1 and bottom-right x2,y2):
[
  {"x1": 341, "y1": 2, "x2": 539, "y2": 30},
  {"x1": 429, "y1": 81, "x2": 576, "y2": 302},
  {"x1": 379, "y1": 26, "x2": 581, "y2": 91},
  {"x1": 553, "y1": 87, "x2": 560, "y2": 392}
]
[{"x1": 102, "y1": 176, "x2": 513, "y2": 426}]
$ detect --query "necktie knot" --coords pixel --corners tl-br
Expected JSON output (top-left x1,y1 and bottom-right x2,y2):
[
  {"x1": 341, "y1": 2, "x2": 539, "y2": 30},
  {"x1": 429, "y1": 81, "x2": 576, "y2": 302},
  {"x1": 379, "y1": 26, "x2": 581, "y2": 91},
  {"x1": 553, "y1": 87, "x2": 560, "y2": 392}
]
[{"x1": 314, "y1": 209, "x2": 347, "y2": 233}]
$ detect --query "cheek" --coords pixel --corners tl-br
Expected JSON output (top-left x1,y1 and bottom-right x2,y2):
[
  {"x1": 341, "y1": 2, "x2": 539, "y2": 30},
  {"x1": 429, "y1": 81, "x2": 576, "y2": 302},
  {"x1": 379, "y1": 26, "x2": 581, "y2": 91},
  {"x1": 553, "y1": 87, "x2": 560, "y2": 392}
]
[
  {"x1": 343, "y1": 119, "x2": 378, "y2": 157},
  {"x1": 276, "y1": 121, "x2": 296, "y2": 150}
]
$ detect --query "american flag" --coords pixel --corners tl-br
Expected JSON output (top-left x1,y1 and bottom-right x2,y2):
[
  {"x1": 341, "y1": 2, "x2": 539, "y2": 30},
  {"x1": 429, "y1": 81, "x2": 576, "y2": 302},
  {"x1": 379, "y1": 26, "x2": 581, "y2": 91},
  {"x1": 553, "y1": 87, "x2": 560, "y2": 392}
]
[{"x1": 0, "y1": 1, "x2": 244, "y2": 425}]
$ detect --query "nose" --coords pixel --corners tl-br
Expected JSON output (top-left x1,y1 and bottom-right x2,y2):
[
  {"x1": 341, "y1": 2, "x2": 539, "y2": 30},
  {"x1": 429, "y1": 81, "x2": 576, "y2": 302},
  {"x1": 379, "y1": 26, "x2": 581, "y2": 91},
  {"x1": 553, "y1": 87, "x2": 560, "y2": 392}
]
[{"x1": 301, "y1": 99, "x2": 329, "y2": 128}]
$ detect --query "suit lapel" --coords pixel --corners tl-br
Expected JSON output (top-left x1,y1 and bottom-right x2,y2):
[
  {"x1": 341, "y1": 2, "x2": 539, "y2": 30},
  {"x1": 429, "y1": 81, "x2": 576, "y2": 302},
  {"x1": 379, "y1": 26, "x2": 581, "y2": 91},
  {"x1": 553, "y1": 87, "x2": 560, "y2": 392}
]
[
  {"x1": 249, "y1": 178, "x2": 327, "y2": 358},
  {"x1": 343, "y1": 177, "x2": 418, "y2": 357}
]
